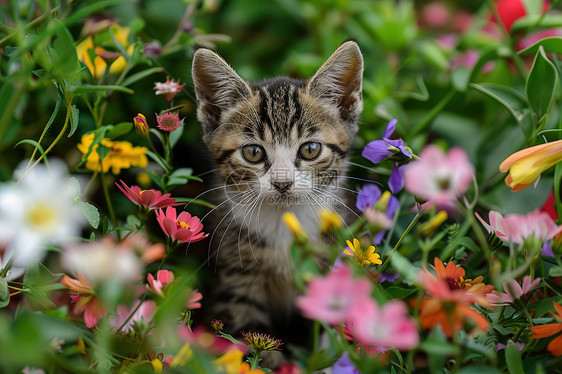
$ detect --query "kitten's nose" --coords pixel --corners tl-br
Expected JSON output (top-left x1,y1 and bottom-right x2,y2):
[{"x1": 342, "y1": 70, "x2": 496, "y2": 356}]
[{"x1": 272, "y1": 181, "x2": 293, "y2": 193}]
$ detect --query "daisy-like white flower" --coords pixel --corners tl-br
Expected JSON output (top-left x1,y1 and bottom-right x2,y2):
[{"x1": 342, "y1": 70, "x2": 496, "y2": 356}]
[{"x1": 0, "y1": 160, "x2": 84, "y2": 268}]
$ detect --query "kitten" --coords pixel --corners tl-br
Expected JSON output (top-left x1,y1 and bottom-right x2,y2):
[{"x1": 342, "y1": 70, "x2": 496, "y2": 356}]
[{"x1": 191, "y1": 41, "x2": 363, "y2": 342}]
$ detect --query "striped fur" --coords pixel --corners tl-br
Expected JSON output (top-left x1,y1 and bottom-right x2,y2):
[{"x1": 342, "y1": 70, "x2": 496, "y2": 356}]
[{"x1": 192, "y1": 42, "x2": 363, "y2": 338}]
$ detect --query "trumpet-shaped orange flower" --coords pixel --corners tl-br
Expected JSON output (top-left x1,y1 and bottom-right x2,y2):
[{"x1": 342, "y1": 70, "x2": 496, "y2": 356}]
[
  {"x1": 500, "y1": 139, "x2": 562, "y2": 191},
  {"x1": 530, "y1": 301, "x2": 562, "y2": 356}
]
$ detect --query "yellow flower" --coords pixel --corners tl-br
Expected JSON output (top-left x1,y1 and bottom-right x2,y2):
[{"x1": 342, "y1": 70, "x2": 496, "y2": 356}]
[
  {"x1": 77, "y1": 133, "x2": 148, "y2": 174},
  {"x1": 75, "y1": 24, "x2": 134, "y2": 79},
  {"x1": 418, "y1": 210, "x2": 448, "y2": 236},
  {"x1": 500, "y1": 139, "x2": 562, "y2": 191},
  {"x1": 282, "y1": 212, "x2": 308, "y2": 243},
  {"x1": 214, "y1": 348, "x2": 244, "y2": 374},
  {"x1": 170, "y1": 343, "x2": 192, "y2": 367},
  {"x1": 151, "y1": 358, "x2": 163, "y2": 372},
  {"x1": 344, "y1": 238, "x2": 381, "y2": 266},
  {"x1": 319, "y1": 209, "x2": 343, "y2": 233}
]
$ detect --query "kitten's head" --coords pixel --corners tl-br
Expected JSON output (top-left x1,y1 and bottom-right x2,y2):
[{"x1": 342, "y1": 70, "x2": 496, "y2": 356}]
[{"x1": 192, "y1": 41, "x2": 363, "y2": 208}]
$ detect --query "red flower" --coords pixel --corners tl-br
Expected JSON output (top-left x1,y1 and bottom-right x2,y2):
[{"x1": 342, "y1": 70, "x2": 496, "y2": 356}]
[
  {"x1": 493, "y1": 0, "x2": 549, "y2": 32},
  {"x1": 116, "y1": 180, "x2": 179, "y2": 210},
  {"x1": 155, "y1": 206, "x2": 208, "y2": 243}
]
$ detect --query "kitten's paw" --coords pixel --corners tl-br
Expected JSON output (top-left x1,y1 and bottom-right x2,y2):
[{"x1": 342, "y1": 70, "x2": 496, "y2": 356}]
[{"x1": 259, "y1": 350, "x2": 286, "y2": 370}]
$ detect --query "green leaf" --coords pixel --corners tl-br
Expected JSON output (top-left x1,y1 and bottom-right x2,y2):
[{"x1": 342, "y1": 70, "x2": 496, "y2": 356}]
[
  {"x1": 452, "y1": 67, "x2": 471, "y2": 92},
  {"x1": 49, "y1": 19, "x2": 81, "y2": 79},
  {"x1": 522, "y1": 0, "x2": 544, "y2": 16},
  {"x1": 511, "y1": 14, "x2": 562, "y2": 33},
  {"x1": 169, "y1": 124, "x2": 184, "y2": 148},
  {"x1": 68, "y1": 105, "x2": 79, "y2": 137},
  {"x1": 72, "y1": 85, "x2": 134, "y2": 95},
  {"x1": 417, "y1": 40, "x2": 449, "y2": 71},
  {"x1": 526, "y1": 45, "x2": 558, "y2": 119},
  {"x1": 470, "y1": 83, "x2": 527, "y2": 122},
  {"x1": 519, "y1": 36, "x2": 562, "y2": 55},
  {"x1": 389, "y1": 251, "x2": 420, "y2": 283},
  {"x1": 0, "y1": 277, "x2": 9, "y2": 308},
  {"x1": 457, "y1": 366, "x2": 502, "y2": 374},
  {"x1": 307, "y1": 349, "x2": 341, "y2": 372},
  {"x1": 76, "y1": 201, "x2": 100, "y2": 229},
  {"x1": 506, "y1": 342, "x2": 525, "y2": 374},
  {"x1": 419, "y1": 337, "x2": 460, "y2": 356},
  {"x1": 395, "y1": 76, "x2": 430, "y2": 101},
  {"x1": 385, "y1": 286, "x2": 416, "y2": 299},
  {"x1": 106, "y1": 122, "x2": 132, "y2": 138},
  {"x1": 14, "y1": 140, "x2": 49, "y2": 167},
  {"x1": 121, "y1": 67, "x2": 165, "y2": 87},
  {"x1": 96, "y1": 144, "x2": 110, "y2": 160}
]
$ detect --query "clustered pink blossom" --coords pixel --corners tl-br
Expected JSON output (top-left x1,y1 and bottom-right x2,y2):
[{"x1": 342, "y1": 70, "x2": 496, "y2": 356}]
[
  {"x1": 486, "y1": 275, "x2": 541, "y2": 306},
  {"x1": 155, "y1": 207, "x2": 208, "y2": 243}
]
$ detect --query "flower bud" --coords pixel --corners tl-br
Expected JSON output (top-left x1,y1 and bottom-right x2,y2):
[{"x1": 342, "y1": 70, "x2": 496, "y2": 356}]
[{"x1": 133, "y1": 113, "x2": 149, "y2": 137}]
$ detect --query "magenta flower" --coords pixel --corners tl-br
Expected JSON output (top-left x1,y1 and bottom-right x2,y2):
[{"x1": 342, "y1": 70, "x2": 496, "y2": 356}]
[
  {"x1": 476, "y1": 210, "x2": 562, "y2": 245},
  {"x1": 349, "y1": 300, "x2": 419, "y2": 351},
  {"x1": 296, "y1": 264, "x2": 374, "y2": 326},
  {"x1": 156, "y1": 112, "x2": 183, "y2": 132},
  {"x1": 112, "y1": 299, "x2": 156, "y2": 332},
  {"x1": 486, "y1": 275, "x2": 541, "y2": 306},
  {"x1": 146, "y1": 269, "x2": 175, "y2": 297},
  {"x1": 404, "y1": 145, "x2": 474, "y2": 208},
  {"x1": 155, "y1": 207, "x2": 208, "y2": 243},
  {"x1": 116, "y1": 180, "x2": 179, "y2": 210}
]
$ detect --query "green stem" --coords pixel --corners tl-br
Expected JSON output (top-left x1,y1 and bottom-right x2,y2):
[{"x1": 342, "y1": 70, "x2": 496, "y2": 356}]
[
  {"x1": 379, "y1": 213, "x2": 421, "y2": 273},
  {"x1": 99, "y1": 171, "x2": 119, "y2": 240},
  {"x1": 411, "y1": 89, "x2": 456, "y2": 137}
]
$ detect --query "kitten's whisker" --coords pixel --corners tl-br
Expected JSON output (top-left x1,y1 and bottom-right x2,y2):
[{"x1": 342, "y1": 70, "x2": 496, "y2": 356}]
[
  {"x1": 344, "y1": 160, "x2": 380, "y2": 173},
  {"x1": 309, "y1": 191, "x2": 356, "y2": 238},
  {"x1": 312, "y1": 188, "x2": 363, "y2": 222},
  {"x1": 183, "y1": 183, "x2": 252, "y2": 211},
  {"x1": 314, "y1": 184, "x2": 360, "y2": 195},
  {"x1": 333, "y1": 175, "x2": 383, "y2": 185}
]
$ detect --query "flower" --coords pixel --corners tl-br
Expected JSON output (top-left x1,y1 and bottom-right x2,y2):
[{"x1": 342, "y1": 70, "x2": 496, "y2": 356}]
[
  {"x1": 116, "y1": 180, "x2": 179, "y2": 210},
  {"x1": 111, "y1": 299, "x2": 157, "y2": 332},
  {"x1": 274, "y1": 363, "x2": 302, "y2": 374},
  {"x1": 242, "y1": 331, "x2": 283, "y2": 352},
  {"x1": 319, "y1": 209, "x2": 343, "y2": 233},
  {"x1": 476, "y1": 210, "x2": 562, "y2": 247},
  {"x1": 154, "y1": 77, "x2": 185, "y2": 103},
  {"x1": 493, "y1": 0, "x2": 549, "y2": 32},
  {"x1": 530, "y1": 301, "x2": 562, "y2": 356},
  {"x1": 331, "y1": 352, "x2": 360, "y2": 374},
  {"x1": 133, "y1": 113, "x2": 149, "y2": 137},
  {"x1": 62, "y1": 237, "x2": 142, "y2": 285},
  {"x1": 156, "y1": 112, "x2": 184, "y2": 132},
  {"x1": 356, "y1": 186, "x2": 398, "y2": 243},
  {"x1": 146, "y1": 269, "x2": 175, "y2": 297},
  {"x1": 119, "y1": 232, "x2": 165, "y2": 264},
  {"x1": 155, "y1": 207, "x2": 208, "y2": 243},
  {"x1": 61, "y1": 275, "x2": 106, "y2": 328},
  {"x1": 0, "y1": 160, "x2": 84, "y2": 268},
  {"x1": 77, "y1": 133, "x2": 148, "y2": 174},
  {"x1": 430, "y1": 257, "x2": 494, "y2": 295},
  {"x1": 211, "y1": 319, "x2": 224, "y2": 333},
  {"x1": 214, "y1": 348, "x2": 244, "y2": 374},
  {"x1": 282, "y1": 212, "x2": 308, "y2": 243},
  {"x1": 362, "y1": 119, "x2": 411, "y2": 164},
  {"x1": 179, "y1": 325, "x2": 245, "y2": 355},
  {"x1": 75, "y1": 24, "x2": 133, "y2": 79},
  {"x1": 499, "y1": 139, "x2": 562, "y2": 192},
  {"x1": 486, "y1": 275, "x2": 541, "y2": 306},
  {"x1": 343, "y1": 238, "x2": 382, "y2": 266},
  {"x1": 187, "y1": 289, "x2": 203, "y2": 309},
  {"x1": 404, "y1": 145, "x2": 474, "y2": 208},
  {"x1": 170, "y1": 343, "x2": 193, "y2": 367},
  {"x1": 296, "y1": 264, "x2": 374, "y2": 325},
  {"x1": 349, "y1": 300, "x2": 419, "y2": 350}
]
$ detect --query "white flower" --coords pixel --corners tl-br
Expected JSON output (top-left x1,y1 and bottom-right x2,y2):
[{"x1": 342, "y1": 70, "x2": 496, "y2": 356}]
[{"x1": 0, "y1": 160, "x2": 84, "y2": 268}]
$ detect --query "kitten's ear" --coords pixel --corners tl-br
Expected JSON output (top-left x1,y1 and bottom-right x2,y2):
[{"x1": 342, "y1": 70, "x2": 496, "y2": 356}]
[
  {"x1": 307, "y1": 41, "x2": 363, "y2": 127},
  {"x1": 192, "y1": 48, "x2": 252, "y2": 134}
]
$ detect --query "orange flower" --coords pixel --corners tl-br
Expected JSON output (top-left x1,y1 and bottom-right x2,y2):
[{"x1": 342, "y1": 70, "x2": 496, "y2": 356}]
[
  {"x1": 530, "y1": 301, "x2": 562, "y2": 356},
  {"x1": 418, "y1": 258, "x2": 493, "y2": 337},
  {"x1": 500, "y1": 139, "x2": 562, "y2": 191}
]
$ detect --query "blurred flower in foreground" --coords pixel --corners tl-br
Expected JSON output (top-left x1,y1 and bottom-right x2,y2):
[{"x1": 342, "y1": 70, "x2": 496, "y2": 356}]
[
  {"x1": 77, "y1": 133, "x2": 148, "y2": 174},
  {"x1": 356, "y1": 185, "x2": 398, "y2": 243},
  {"x1": 343, "y1": 238, "x2": 381, "y2": 267},
  {"x1": 282, "y1": 212, "x2": 308, "y2": 244},
  {"x1": 499, "y1": 139, "x2": 562, "y2": 191},
  {"x1": 319, "y1": 209, "x2": 343, "y2": 233},
  {"x1": 404, "y1": 145, "x2": 474, "y2": 209},
  {"x1": 155, "y1": 207, "x2": 208, "y2": 244},
  {"x1": 62, "y1": 236, "x2": 142, "y2": 284},
  {"x1": 331, "y1": 352, "x2": 359, "y2": 374},
  {"x1": 486, "y1": 275, "x2": 541, "y2": 306},
  {"x1": 492, "y1": 0, "x2": 549, "y2": 32},
  {"x1": 119, "y1": 232, "x2": 165, "y2": 264},
  {"x1": 61, "y1": 275, "x2": 106, "y2": 328},
  {"x1": 76, "y1": 24, "x2": 133, "y2": 79},
  {"x1": 530, "y1": 301, "x2": 562, "y2": 356},
  {"x1": 350, "y1": 300, "x2": 419, "y2": 350},
  {"x1": 116, "y1": 180, "x2": 179, "y2": 211},
  {"x1": 296, "y1": 264, "x2": 374, "y2": 325},
  {"x1": 112, "y1": 299, "x2": 156, "y2": 333},
  {"x1": 476, "y1": 210, "x2": 561, "y2": 248},
  {"x1": 154, "y1": 77, "x2": 185, "y2": 104},
  {"x1": 0, "y1": 160, "x2": 84, "y2": 269},
  {"x1": 156, "y1": 112, "x2": 184, "y2": 132},
  {"x1": 146, "y1": 269, "x2": 174, "y2": 297}
]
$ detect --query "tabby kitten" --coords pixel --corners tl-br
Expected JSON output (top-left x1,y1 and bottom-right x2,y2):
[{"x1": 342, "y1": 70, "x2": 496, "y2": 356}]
[{"x1": 191, "y1": 41, "x2": 363, "y2": 339}]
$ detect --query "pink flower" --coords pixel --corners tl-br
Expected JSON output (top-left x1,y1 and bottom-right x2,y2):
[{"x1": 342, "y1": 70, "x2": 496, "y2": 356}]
[
  {"x1": 154, "y1": 77, "x2": 185, "y2": 102},
  {"x1": 187, "y1": 289, "x2": 203, "y2": 309},
  {"x1": 476, "y1": 210, "x2": 562, "y2": 245},
  {"x1": 296, "y1": 264, "x2": 374, "y2": 325},
  {"x1": 155, "y1": 207, "x2": 208, "y2": 243},
  {"x1": 61, "y1": 275, "x2": 106, "y2": 328},
  {"x1": 486, "y1": 275, "x2": 541, "y2": 306},
  {"x1": 116, "y1": 180, "x2": 179, "y2": 210},
  {"x1": 112, "y1": 299, "x2": 157, "y2": 332},
  {"x1": 404, "y1": 145, "x2": 474, "y2": 208},
  {"x1": 147, "y1": 269, "x2": 175, "y2": 297},
  {"x1": 156, "y1": 112, "x2": 183, "y2": 132},
  {"x1": 349, "y1": 300, "x2": 419, "y2": 351}
]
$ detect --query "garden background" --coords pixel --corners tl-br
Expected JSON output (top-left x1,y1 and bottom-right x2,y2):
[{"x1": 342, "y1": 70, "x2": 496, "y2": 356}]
[{"x1": 1, "y1": 0, "x2": 562, "y2": 373}]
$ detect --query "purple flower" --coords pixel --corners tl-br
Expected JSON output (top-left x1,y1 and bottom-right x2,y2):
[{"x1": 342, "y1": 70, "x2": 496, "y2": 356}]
[
  {"x1": 356, "y1": 185, "x2": 399, "y2": 244},
  {"x1": 332, "y1": 352, "x2": 360, "y2": 374},
  {"x1": 362, "y1": 119, "x2": 411, "y2": 164},
  {"x1": 389, "y1": 164, "x2": 405, "y2": 194}
]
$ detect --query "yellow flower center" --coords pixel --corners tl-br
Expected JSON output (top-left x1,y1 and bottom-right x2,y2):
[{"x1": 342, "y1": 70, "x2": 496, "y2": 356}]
[
  {"x1": 26, "y1": 203, "x2": 57, "y2": 230},
  {"x1": 177, "y1": 221, "x2": 190, "y2": 229}
]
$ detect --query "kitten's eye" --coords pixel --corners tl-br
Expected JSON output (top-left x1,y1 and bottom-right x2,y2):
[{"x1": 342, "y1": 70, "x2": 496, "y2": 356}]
[
  {"x1": 298, "y1": 142, "x2": 322, "y2": 160},
  {"x1": 241, "y1": 144, "x2": 266, "y2": 163}
]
